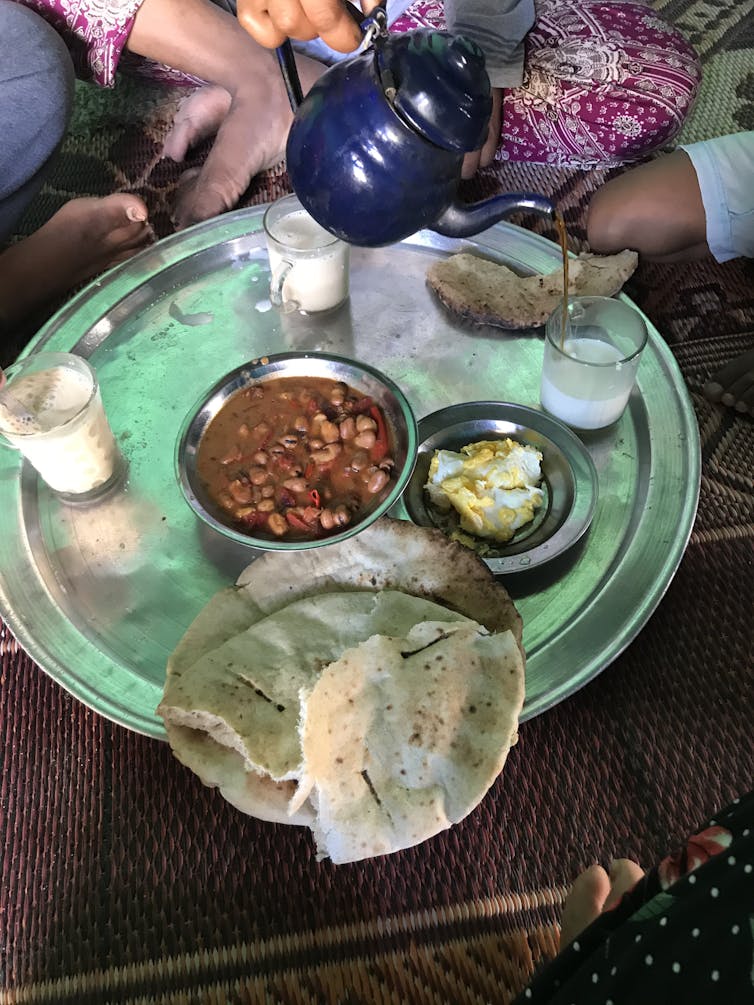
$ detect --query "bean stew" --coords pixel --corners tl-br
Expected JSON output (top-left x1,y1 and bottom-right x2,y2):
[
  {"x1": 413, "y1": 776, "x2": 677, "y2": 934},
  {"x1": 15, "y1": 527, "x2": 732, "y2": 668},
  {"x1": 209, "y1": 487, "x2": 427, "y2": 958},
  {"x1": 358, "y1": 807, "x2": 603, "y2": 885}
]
[{"x1": 196, "y1": 377, "x2": 396, "y2": 540}]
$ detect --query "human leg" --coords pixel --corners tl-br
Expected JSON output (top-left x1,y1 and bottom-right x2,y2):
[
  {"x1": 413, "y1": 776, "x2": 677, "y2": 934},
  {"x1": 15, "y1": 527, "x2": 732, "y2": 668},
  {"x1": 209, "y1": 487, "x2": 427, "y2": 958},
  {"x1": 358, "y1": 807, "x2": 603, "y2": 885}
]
[
  {"x1": 0, "y1": 196, "x2": 152, "y2": 331},
  {"x1": 389, "y1": 0, "x2": 700, "y2": 168},
  {"x1": 586, "y1": 150, "x2": 708, "y2": 261},
  {"x1": 126, "y1": 0, "x2": 324, "y2": 227},
  {"x1": 513, "y1": 791, "x2": 754, "y2": 1004},
  {"x1": 501, "y1": 0, "x2": 701, "y2": 166},
  {"x1": 588, "y1": 133, "x2": 754, "y2": 415},
  {"x1": 0, "y1": 1, "x2": 75, "y2": 241}
]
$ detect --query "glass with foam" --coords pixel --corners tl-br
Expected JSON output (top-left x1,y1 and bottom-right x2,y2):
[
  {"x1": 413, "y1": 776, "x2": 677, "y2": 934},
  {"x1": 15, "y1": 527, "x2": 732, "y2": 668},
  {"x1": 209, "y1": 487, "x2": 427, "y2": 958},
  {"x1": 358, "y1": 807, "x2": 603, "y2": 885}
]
[
  {"x1": 263, "y1": 194, "x2": 350, "y2": 313},
  {"x1": 0, "y1": 352, "x2": 125, "y2": 500},
  {"x1": 540, "y1": 296, "x2": 648, "y2": 431}
]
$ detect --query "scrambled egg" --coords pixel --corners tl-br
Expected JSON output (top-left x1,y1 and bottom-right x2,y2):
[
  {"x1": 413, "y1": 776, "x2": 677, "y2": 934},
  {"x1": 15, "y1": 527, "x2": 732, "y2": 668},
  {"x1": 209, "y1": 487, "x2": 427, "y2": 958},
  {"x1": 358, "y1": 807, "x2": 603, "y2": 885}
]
[{"x1": 425, "y1": 438, "x2": 544, "y2": 543}]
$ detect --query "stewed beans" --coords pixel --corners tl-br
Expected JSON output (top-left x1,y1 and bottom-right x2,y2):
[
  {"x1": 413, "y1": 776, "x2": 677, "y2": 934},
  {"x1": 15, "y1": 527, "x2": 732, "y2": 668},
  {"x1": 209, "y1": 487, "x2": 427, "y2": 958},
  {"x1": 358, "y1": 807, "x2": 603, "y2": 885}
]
[{"x1": 196, "y1": 377, "x2": 397, "y2": 540}]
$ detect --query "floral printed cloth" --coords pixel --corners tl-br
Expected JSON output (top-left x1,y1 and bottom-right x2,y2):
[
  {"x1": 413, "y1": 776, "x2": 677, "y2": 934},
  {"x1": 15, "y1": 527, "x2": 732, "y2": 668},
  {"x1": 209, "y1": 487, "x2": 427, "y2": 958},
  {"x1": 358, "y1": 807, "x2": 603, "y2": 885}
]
[
  {"x1": 394, "y1": 0, "x2": 701, "y2": 165},
  {"x1": 13, "y1": 0, "x2": 700, "y2": 166},
  {"x1": 512, "y1": 790, "x2": 754, "y2": 1004}
]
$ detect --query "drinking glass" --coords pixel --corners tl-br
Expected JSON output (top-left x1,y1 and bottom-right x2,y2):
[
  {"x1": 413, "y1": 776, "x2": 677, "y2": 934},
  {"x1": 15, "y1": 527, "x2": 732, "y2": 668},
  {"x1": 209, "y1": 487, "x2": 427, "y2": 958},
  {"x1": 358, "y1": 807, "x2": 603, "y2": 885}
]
[
  {"x1": 0, "y1": 351, "x2": 124, "y2": 499},
  {"x1": 263, "y1": 194, "x2": 350, "y2": 313},
  {"x1": 540, "y1": 296, "x2": 648, "y2": 431}
]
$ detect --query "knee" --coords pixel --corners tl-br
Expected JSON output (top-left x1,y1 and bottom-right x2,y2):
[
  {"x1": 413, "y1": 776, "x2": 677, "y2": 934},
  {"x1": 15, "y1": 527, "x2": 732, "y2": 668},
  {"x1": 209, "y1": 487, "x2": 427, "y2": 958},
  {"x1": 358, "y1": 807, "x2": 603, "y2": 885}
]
[
  {"x1": 0, "y1": 2, "x2": 75, "y2": 148},
  {"x1": 586, "y1": 182, "x2": 638, "y2": 254}
]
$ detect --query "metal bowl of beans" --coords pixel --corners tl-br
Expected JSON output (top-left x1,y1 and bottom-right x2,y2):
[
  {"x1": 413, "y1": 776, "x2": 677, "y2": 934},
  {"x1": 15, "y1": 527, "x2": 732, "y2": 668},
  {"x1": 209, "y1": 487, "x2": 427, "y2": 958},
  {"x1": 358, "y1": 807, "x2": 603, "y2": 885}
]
[{"x1": 176, "y1": 352, "x2": 418, "y2": 550}]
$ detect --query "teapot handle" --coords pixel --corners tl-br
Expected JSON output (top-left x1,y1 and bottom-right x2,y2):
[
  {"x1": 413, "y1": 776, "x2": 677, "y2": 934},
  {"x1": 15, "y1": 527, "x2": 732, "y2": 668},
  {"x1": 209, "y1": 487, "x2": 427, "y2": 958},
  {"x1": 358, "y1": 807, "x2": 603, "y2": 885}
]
[
  {"x1": 275, "y1": 3, "x2": 387, "y2": 112},
  {"x1": 276, "y1": 40, "x2": 304, "y2": 110},
  {"x1": 355, "y1": 2, "x2": 388, "y2": 49}
]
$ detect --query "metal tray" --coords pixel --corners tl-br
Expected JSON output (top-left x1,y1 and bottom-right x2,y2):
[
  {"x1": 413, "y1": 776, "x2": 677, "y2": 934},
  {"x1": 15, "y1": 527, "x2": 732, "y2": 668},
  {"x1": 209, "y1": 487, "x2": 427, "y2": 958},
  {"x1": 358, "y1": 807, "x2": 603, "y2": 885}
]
[{"x1": 0, "y1": 207, "x2": 700, "y2": 736}]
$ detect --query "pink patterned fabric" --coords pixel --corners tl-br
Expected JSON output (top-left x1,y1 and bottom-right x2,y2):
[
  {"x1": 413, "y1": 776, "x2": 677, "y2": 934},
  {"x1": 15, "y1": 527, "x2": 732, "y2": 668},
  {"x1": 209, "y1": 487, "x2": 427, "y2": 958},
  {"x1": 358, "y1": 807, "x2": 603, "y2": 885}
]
[
  {"x1": 15, "y1": 0, "x2": 141, "y2": 86},
  {"x1": 13, "y1": 0, "x2": 196, "y2": 87},
  {"x1": 393, "y1": 0, "x2": 701, "y2": 166},
  {"x1": 16, "y1": 0, "x2": 700, "y2": 165}
]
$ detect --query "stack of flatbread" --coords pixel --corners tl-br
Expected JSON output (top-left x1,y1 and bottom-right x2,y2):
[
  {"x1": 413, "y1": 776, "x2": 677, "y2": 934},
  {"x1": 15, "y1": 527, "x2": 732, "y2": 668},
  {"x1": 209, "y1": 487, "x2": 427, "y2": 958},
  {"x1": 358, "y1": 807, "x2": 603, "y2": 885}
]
[
  {"x1": 426, "y1": 249, "x2": 639, "y2": 329},
  {"x1": 158, "y1": 518, "x2": 525, "y2": 864}
]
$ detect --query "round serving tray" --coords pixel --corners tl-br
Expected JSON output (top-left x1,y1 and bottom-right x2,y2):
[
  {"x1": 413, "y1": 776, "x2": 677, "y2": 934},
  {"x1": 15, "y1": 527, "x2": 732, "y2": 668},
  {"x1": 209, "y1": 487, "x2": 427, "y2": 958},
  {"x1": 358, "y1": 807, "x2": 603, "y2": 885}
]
[{"x1": 0, "y1": 207, "x2": 700, "y2": 736}]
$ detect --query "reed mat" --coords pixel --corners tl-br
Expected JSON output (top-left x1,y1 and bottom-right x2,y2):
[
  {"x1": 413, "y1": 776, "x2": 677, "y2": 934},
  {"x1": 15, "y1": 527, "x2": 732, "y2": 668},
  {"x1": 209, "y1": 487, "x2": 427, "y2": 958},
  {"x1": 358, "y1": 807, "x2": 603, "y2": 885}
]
[{"x1": 1, "y1": 0, "x2": 752, "y2": 1001}]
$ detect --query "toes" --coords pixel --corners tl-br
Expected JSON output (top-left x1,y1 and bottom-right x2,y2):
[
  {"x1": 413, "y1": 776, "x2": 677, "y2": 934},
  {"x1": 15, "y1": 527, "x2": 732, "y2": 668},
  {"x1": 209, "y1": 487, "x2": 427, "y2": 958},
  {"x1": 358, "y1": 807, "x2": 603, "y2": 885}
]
[
  {"x1": 109, "y1": 222, "x2": 155, "y2": 253},
  {"x1": 163, "y1": 85, "x2": 233, "y2": 161},
  {"x1": 559, "y1": 864, "x2": 611, "y2": 947},
  {"x1": 720, "y1": 366, "x2": 754, "y2": 413},
  {"x1": 703, "y1": 348, "x2": 754, "y2": 407},
  {"x1": 603, "y1": 858, "x2": 644, "y2": 911},
  {"x1": 98, "y1": 193, "x2": 149, "y2": 228},
  {"x1": 163, "y1": 122, "x2": 193, "y2": 163}
]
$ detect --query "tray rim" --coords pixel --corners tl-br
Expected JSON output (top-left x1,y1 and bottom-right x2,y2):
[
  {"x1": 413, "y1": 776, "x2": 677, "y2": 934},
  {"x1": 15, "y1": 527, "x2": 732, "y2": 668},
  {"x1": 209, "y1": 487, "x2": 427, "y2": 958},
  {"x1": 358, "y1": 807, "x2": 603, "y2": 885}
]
[{"x1": 0, "y1": 208, "x2": 701, "y2": 735}]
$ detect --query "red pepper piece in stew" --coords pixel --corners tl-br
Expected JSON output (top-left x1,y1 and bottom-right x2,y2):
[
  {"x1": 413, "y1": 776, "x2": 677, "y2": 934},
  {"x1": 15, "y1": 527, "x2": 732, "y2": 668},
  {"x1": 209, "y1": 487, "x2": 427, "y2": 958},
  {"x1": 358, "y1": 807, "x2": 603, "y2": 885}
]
[{"x1": 369, "y1": 405, "x2": 389, "y2": 462}]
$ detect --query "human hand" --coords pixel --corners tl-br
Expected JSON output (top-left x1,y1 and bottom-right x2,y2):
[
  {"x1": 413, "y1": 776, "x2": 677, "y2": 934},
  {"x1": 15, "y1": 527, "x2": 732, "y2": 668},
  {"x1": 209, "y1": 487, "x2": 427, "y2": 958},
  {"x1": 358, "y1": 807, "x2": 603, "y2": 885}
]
[
  {"x1": 237, "y1": 0, "x2": 380, "y2": 52},
  {"x1": 461, "y1": 87, "x2": 503, "y2": 179}
]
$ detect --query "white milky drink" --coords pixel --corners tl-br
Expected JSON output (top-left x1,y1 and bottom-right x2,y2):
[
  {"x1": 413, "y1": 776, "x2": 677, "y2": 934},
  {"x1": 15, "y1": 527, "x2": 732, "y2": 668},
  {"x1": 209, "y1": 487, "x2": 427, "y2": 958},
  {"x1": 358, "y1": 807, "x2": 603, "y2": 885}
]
[
  {"x1": 0, "y1": 359, "x2": 122, "y2": 496},
  {"x1": 264, "y1": 199, "x2": 350, "y2": 313},
  {"x1": 540, "y1": 337, "x2": 638, "y2": 430},
  {"x1": 541, "y1": 296, "x2": 648, "y2": 432}
]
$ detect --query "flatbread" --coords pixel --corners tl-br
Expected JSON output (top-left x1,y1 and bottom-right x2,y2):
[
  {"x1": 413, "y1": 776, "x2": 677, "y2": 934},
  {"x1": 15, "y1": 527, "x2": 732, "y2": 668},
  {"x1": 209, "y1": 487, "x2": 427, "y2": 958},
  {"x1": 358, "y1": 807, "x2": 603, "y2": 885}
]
[
  {"x1": 235, "y1": 517, "x2": 522, "y2": 643},
  {"x1": 426, "y1": 249, "x2": 639, "y2": 329},
  {"x1": 160, "y1": 588, "x2": 479, "y2": 821},
  {"x1": 158, "y1": 519, "x2": 526, "y2": 859},
  {"x1": 163, "y1": 726, "x2": 314, "y2": 826},
  {"x1": 297, "y1": 621, "x2": 524, "y2": 863},
  {"x1": 167, "y1": 520, "x2": 520, "y2": 671},
  {"x1": 160, "y1": 589, "x2": 474, "y2": 777}
]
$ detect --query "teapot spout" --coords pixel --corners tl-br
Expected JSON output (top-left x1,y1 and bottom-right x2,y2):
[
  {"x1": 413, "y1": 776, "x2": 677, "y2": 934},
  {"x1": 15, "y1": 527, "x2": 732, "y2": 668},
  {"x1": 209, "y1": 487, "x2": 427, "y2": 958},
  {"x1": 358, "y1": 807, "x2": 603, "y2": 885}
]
[{"x1": 433, "y1": 192, "x2": 556, "y2": 238}]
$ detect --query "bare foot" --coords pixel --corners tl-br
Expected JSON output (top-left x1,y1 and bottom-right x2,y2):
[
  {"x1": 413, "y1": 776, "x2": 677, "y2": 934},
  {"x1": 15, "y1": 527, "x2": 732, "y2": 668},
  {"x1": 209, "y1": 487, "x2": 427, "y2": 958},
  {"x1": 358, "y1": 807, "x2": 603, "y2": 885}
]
[
  {"x1": 168, "y1": 54, "x2": 325, "y2": 230},
  {"x1": 702, "y1": 347, "x2": 754, "y2": 416},
  {"x1": 559, "y1": 859, "x2": 644, "y2": 948},
  {"x1": 0, "y1": 194, "x2": 153, "y2": 329},
  {"x1": 163, "y1": 84, "x2": 232, "y2": 163}
]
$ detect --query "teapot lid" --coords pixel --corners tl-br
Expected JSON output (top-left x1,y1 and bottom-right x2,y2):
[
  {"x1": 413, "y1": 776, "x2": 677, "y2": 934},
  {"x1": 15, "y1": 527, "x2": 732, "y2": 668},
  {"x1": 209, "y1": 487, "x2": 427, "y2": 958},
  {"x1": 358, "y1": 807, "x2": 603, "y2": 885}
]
[{"x1": 376, "y1": 30, "x2": 492, "y2": 153}]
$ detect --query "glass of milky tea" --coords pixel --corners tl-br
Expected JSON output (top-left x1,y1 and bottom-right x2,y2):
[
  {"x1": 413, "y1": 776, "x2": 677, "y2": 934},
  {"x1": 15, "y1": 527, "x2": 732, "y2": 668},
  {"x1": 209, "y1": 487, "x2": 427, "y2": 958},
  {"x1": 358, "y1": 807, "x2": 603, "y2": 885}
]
[
  {"x1": 0, "y1": 351, "x2": 125, "y2": 500},
  {"x1": 263, "y1": 194, "x2": 350, "y2": 313},
  {"x1": 540, "y1": 296, "x2": 648, "y2": 431}
]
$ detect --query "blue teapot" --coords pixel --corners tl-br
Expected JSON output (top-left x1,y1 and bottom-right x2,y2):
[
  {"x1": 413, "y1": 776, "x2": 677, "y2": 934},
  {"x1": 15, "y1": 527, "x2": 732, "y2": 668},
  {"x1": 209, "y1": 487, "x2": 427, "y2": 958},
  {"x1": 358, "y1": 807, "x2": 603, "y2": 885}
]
[{"x1": 284, "y1": 11, "x2": 555, "y2": 247}]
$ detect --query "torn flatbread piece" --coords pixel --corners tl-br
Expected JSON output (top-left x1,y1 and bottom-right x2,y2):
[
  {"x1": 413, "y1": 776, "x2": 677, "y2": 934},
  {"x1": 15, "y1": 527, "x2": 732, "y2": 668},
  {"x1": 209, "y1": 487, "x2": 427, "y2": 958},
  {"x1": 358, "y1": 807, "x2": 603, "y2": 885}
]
[
  {"x1": 297, "y1": 621, "x2": 524, "y2": 864},
  {"x1": 426, "y1": 249, "x2": 639, "y2": 329},
  {"x1": 157, "y1": 519, "x2": 526, "y2": 860},
  {"x1": 159, "y1": 589, "x2": 475, "y2": 820}
]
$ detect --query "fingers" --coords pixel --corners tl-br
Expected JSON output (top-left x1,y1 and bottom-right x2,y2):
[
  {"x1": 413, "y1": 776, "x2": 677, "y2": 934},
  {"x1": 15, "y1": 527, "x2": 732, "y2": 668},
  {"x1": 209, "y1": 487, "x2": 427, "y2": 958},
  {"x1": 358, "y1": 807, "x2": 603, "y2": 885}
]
[
  {"x1": 237, "y1": 0, "x2": 291, "y2": 49},
  {"x1": 237, "y1": 0, "x2": 363, "y2": 51}
]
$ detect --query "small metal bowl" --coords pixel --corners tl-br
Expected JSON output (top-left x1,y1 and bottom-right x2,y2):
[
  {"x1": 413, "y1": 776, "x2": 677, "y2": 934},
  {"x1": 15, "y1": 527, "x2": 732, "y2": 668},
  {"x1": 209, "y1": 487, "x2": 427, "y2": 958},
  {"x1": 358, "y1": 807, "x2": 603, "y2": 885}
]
[
  {"x1": 390, "y1": 402, "x2": 598, "y2": 574},
  {"x1": 176, "y1": 352, "x2": 417, "y2": 550}
]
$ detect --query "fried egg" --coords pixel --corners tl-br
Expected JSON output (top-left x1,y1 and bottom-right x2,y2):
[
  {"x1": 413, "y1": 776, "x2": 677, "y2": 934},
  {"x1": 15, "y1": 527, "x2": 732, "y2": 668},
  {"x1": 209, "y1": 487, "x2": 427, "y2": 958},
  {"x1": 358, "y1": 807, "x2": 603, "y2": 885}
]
[{"x1": 425, "y1": 438, "x2": 544, "y2": 543}]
